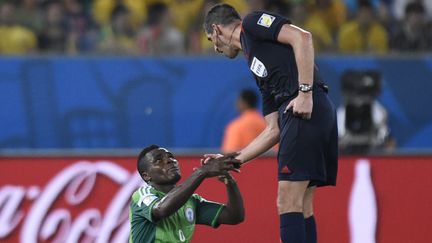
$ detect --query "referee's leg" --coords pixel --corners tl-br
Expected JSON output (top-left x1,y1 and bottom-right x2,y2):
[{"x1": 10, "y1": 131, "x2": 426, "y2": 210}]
[
  {"x1": 278, "y1": 181, "x2": 309, "y2": 243},
  {"x1": 303, "y1": 187, "x2": 317, "y2": 243}
]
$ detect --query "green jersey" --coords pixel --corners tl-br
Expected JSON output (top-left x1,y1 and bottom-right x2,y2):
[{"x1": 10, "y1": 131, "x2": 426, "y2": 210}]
[{"x1": 129, "y1": 184, "x2": 225, "y2": 243}]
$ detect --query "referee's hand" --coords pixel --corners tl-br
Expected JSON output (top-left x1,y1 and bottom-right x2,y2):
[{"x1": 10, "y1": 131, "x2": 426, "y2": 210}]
[{"x1": 284, "y1": 92, "x2": 313, "y2": 120}]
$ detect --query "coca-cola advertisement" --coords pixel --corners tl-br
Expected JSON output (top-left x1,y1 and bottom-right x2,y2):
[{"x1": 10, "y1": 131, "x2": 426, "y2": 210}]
[{"x1": 1, "y1": 155, "x2": 431, "y2": 243}]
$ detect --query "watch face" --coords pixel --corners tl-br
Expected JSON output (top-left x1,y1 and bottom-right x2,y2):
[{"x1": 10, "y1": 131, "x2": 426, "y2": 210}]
[{"x1": 299, "y1": 84, "x2": 312, "y2": 92}]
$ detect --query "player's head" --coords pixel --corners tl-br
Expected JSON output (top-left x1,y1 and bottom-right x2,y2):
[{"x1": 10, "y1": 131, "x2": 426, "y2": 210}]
[
  {"x1": 204, "y1": 3, "x2": 241, "y2": 58},
  {"x1": 357, "y1": 0, "x2": 374, "y2": 27},
  {"x1": 237, "y1": 89, "x2": 258, "y2": 113},
  {"x1": 137, "y1": 145, "x2": 181, "y2": 185}
]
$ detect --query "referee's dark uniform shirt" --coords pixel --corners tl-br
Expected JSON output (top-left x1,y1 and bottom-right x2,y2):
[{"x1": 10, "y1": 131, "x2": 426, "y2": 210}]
[{"x1": 240, "y1": 11, "x2": 327, "y2": 116}]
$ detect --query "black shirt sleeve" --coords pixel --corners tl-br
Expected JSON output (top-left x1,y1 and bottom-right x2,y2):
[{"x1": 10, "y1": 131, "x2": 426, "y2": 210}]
[{"x1": 242, "y1": 11, "x2": 291, "y2": 41}]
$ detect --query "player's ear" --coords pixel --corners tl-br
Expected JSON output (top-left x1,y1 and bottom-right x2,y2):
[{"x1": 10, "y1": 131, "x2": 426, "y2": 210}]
[
  {"x1": 212, "y1": 24, "x2": 220, "y2": 35},
  {"x1": 142, "y1": 171, "x2": 151, "y2": 182}
]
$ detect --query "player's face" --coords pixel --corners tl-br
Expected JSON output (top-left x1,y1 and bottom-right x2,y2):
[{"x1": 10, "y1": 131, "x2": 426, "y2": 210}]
[
  {"x1": 207, "y1": 27, "x2": 240, "y2": 59},
  {"x1": 145, "y1": 148, "x2": 181, "y2": 185}
]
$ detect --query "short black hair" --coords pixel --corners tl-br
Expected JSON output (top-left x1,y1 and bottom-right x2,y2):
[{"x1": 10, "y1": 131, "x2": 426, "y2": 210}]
[
  {"x1": 147, "y1": 2, "x2": 169, "y2": 26},
  {"x1": 358, "y1": 0, "x2": 373, "y2": 10},
  {"x1": 239, "y1": 89, "x2": 258, "y2": 108},
  {"x1": 405, "y1": 2, "x2": 425, "y2": 16},
  {"x1": 203, "y1": 3, "x2": 241, "y2": 34},
  {"x1": 111, "y1": 4, "x2": 129, "y2": 21},
  {"x1": 137, "y1": 144, "x2": 159, "y2": 180}
]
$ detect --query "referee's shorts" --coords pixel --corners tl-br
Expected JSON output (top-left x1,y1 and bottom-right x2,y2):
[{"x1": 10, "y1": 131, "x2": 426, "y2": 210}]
[{"x1": 277, "y1": 85, "x2": 338, "y2": 187}]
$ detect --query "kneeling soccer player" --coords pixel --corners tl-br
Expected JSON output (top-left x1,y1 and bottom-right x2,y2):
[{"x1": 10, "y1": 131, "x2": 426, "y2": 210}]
[{"x1": 130, "y1": 145, "x2": 244, "y2": 243}]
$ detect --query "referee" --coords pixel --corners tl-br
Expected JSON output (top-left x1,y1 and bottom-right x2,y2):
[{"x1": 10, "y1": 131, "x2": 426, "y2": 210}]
[{"x1": 204, "y1": 4, "x2": 338, "y2": 243}]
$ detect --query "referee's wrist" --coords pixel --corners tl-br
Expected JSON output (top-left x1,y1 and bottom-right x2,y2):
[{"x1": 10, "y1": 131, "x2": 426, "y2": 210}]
[{"x1": 298, "y1": 91, "x2": 312, "y2": 97}]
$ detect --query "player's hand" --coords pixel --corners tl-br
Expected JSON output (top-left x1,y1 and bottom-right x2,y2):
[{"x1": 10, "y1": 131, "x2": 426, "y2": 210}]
[
  {"x1": 199, "y1": 152, "x2": 241, "y2": 177},
  {"x1": 203, "y1": 152, "x2": 242, "y2": 171},
  {"x1": 284, "y1": 92, "x2": 313, "y2": 120},
  {"x1": 201, "y1": 153, "x2": 223, "y2": 165},
  {"x1": 217, "y1": 172, "x2": 236, "y2": 185}
]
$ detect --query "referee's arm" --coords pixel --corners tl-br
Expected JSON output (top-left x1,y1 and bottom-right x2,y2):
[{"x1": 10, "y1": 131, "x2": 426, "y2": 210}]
[
  {"x1": 236, "y1": 112, "x2": 279, "y2": 164},
  {"x1": 278, "y1": 24, "x2": 314, "y2": 120},
  {"x1": 277, "y1": 24, "x2": 314, "y2": 89}
]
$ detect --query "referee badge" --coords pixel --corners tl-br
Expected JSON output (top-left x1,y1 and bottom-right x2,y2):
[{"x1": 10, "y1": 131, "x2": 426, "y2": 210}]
[
  {"x1": 257, "y1": 13, "x2": 275, "y2": 28},
  {"x1": 250, "y1": 57, "x2": 268, "y2": 78},
  {"x1": 185, "y1": 207, "x2": 194, "y2": 223}
]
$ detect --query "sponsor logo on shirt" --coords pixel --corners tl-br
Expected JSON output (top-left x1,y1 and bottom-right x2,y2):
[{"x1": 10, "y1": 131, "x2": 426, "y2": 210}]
[
  {"x1": 185, "y1": 207, "x2": 194, "y2": 223},
  {"x1": 250, "y1": 57, "x2": 268, "y2": 78},
  {"x1": 257, "y1": 13, "x2": 275, "y2": 28}
]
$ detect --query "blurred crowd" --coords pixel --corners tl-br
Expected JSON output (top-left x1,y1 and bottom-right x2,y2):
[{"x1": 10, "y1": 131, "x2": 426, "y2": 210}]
[{"x1": 0, "y1": 0, "x2": 431, "y2": 56}]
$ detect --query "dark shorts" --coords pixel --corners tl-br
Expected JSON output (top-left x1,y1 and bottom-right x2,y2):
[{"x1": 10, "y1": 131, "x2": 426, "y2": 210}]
[{"x1": 277, "y1": 86, "x2": 338, "y2": 187}]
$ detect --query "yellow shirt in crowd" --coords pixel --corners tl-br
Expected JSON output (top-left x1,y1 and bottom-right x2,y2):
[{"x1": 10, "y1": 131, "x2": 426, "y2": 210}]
[
  {"x1": 338, "y1": 21, "x2": 388, "y2": 54},
  {"x1": 0, "y1": 25, "x2": 37, "y2": 55}
]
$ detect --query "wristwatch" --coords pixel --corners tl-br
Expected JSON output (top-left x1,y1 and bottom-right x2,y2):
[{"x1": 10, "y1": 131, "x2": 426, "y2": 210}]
[{"x1": 299, "y1": 83, "x2": 313, "y2": 93}]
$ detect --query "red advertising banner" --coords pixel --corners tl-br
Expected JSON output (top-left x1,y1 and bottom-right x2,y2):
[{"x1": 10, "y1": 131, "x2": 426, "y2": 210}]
[{"x1": 0, "y1": 155, "x2": 431, "y2": 243}]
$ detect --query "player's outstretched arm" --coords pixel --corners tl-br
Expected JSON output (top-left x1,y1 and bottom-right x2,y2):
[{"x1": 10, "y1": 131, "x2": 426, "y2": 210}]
[
  {"x1": 151, "y1": 157, "x2": 239, "y2": 221},
  {"x1": 216, "y1": 173, "x2": 245, "y2": 225}
]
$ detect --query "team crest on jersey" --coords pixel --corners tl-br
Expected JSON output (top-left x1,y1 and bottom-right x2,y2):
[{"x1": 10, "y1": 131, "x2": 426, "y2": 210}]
[
  {"x1": 257, "y1": 13, "x2": 275, "y2": 28},
  {"x1": 250, "y1": 57, "x2": 268, "y2": 77},
  {"x1": 185, "y1": 207, "x2": 194, "y2": 223}
]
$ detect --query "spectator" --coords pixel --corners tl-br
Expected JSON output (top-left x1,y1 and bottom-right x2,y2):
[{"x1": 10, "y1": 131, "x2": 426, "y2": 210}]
[
  {"x1": 264, "y1": 0, "x2": 291, "y2": 17},
  {"x1": 92, "y1": 0, "x2": 145, "y2": 30},
  {"x1": 338, "y1": 0, "x2": 388, "y2": 54},
  {"x1": 64, "y1": 0, "x2": 98, "y2": 54},
  {"x1": 15, "y1": 0, "x2": 43, "y2": 33},
  {"x1": 247, "y1": 0, "x2": 266, "y2": 12},
  {"x1": 221, "y1": 89, "x2": 266, "y2": 153},
  {"x1": 224, "y1": 0, "x2": 249, "y2": 16},
  {"x1": 392, "y1": 0, "x2": 432, "y2": 20},
  {"x1": 290, "y1": 2, "x2": 335, "y2": 52},
  {"x1": 98, "y1": 4, "x2": 137, "y2": 55},
  {"x1": 390, "y1": 2, "x2": 432, "y2": 52},
  {"x1": 344, "y1": 0, "x2": 392, "y2": 20},
  {"x1": 0, "y1": 1, "x2": 37, "y2": 55},
  {"x1": 137, "y1": 2, "x2": 185, "y2": 56},
  {"x1": 38, "y1": 1, "x2": 67, "y2": 53},
  {"x1": 308, "y1": 0, "x2": 347, "y2": 37},
  {"x1": 188, "y1": 0, "x2": 221, "y2": 54},
  {"x1": 170, "y1": 0, "x2": 203, "y2": 34}
]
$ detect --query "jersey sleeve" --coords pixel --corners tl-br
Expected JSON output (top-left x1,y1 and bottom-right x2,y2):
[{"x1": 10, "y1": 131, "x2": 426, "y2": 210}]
[
  {"x1": 192, "y1": 194, "x2": 225, "y2": 228},
  {"x1": 130, "y1": 186, "x2": 161, "y2": 223},
  {"x1": 242, "y1": 11, "x2": 291, "y2": 41}
]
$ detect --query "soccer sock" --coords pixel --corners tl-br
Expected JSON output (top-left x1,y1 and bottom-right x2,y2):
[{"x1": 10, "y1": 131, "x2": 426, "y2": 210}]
[
  {"x1": 305, "y1": 216, "x2": 317, "y2": 243},
  {"x1": 280, "y1": 212, "x2": 306, "y2": 243}
]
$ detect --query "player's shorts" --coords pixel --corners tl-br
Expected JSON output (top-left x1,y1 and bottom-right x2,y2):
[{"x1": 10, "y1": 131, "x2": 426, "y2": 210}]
[{"x1": 277, "y1": 84, "x2": 338, "y2": 187}]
